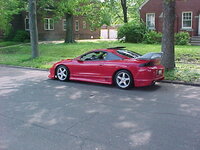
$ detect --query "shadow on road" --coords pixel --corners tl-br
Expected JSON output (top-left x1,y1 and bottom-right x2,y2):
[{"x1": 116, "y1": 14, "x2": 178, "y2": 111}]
[{"x1": 0, "y1": 67, "x2": 200, "y2": 150}]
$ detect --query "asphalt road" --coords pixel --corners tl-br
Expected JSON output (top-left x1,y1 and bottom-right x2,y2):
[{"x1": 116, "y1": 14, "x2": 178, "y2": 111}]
[{"x1": 0, "y1": 66, "x2": 200, "y2": 150}]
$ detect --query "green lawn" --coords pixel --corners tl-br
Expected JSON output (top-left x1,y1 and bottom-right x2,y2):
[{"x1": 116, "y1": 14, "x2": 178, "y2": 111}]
[
  {"x1": 0, "y1": 41, "x2": 199, "y2": 83},
  {"x1": 0, "y1": 41, "x2": 21, "y2": 47}
]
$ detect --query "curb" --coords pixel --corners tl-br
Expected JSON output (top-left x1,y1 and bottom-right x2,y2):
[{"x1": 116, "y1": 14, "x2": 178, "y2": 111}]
[
  {"x1": 1, "y1": 64, "x2": 200, "y2": 87},
  {"x1": 159, "y1": 80, "x2": 200, "y2": 87},
  {"x1": 0, "y1": 64, "x2": 48, "y2": 72}
]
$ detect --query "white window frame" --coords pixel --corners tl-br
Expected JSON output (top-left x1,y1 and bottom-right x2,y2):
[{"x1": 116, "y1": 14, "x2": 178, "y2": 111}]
[
  {"x1": 182, "y1": 11, "x2": 193, "y2": 29},
  {"x1": 63, "y1": 19, "x2": 66, "y2": 31},
  {"x1": 83, "y1": 21, "x2": 87, "y2": 29},
  {"x1": 25, "y1": 17, "x2": 29, "y2": 31},
  {"x1": 75, "y1": 20, "x2": 79, "y2": 31},
  {"x1": 44, "y1": 18, "x2": 54, "y2": 31},
  {"x1": 146, "y1": 13, "x2": 155, "y2": 30}
]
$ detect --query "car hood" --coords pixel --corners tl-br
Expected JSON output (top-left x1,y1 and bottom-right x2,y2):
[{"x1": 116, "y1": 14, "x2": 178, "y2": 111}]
[{"x1": 59, "y1": 59, "x2": 73, "y2": 63}]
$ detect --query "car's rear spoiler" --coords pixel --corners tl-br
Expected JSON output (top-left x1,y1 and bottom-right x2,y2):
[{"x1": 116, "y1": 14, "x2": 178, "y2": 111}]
[{"x1": 137, "y1": 52, "x2": 163, "y2": 60}]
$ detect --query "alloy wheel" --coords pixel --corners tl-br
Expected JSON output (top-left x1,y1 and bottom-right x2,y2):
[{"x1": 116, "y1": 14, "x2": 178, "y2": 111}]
[
  {"x1": 57, "y1": 66, "x2": 69, "y2": 81},
  {"x1": 116, "y1": 71, "x2": 132, "y2": 89}
]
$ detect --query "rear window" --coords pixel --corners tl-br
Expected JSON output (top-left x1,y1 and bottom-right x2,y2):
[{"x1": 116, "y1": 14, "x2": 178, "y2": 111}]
[{"x1": 117, "y1": 50, "x2": 141, "y2": 58}]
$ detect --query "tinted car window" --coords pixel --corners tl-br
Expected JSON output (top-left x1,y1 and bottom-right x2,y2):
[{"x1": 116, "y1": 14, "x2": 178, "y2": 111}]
[
  {"x1": 104, "y1": 52, "x2": 122, "y2": 61},
  {"x1": 117, "y1": 50, "x2": 141, "y2": 58},
  {"x1": 80, "y1": 51, "x2": 107, "y2": 61}
]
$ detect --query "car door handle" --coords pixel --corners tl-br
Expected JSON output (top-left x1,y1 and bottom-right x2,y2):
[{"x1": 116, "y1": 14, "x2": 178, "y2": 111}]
[{"x1": 99, "y1": 64, "x2": 103, "y2": 66}]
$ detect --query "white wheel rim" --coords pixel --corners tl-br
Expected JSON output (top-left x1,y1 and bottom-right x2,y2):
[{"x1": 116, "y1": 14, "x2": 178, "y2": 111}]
[
  {"x1": 116, "y1": 72, "x2": 131, "y2": 88},
  {"x1": 57, "y1": 67, "x2": 67, "y2": 81}
]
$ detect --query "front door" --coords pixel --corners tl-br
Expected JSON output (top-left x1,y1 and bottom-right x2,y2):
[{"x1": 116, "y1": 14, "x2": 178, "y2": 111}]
[{"x1": 71, "y1": 51, "x2": 105, "y2": 81}]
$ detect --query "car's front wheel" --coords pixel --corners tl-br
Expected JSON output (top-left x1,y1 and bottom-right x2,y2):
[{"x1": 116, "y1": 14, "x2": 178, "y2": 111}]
[
  {"x1": 56, "y1": 65, "x2": 69, "y2": 81},
  {"x1": 115, "y1": 70, "x2": 133, "y2": 89}
]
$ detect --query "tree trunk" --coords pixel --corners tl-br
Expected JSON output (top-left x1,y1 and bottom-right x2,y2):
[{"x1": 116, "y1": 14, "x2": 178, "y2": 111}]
[
  {"x1": 120, "y1": 0, "x2": 128, "y2": 23},
  {"x1": 65, "y1": 13, "x2": 75, "y2": 43},
  {"x1": 29, "y1": 0, "x2": 39, "y2": 58},
  {"x1": 161, "y1": 0, "x2": 176, "y2": 70}
]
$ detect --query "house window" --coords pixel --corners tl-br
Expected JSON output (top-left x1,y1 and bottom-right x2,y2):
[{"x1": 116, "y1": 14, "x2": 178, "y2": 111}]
[
  {"x1": 75, "y1": 20, "x2": 79, "y2": 31},
  {"x1": 63, "y1": 19, "x2": 66, "y2": 31},
  {"x1": 25, "y1": 18, "x2": 29, "y2": 30},
  {"x1": 146, "y1": 13, "x2": 155, "y2": 30},
  {"x1": 44, "y1": 18, "x2": 54, "y2": 30},
  {"x1": 83, "y1": 21, "x2": 87, "y2": 29},
  {"x1": 182, "y1": 12, "x2": 192, "y2": 29}
]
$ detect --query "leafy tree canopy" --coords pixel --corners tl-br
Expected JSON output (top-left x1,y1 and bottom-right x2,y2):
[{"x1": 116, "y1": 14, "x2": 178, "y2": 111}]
[{"x1": 0, "y1": 0, "x2": 25, "y2": 33}]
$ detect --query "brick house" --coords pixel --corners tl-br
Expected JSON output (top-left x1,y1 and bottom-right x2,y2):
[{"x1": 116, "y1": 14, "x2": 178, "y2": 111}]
[
  {"x1": 139, "y1": 0, "x2": 200, "y2": 37},
  {"x1": 10, "y1": 11, "x2": 100, "y2": 40}
]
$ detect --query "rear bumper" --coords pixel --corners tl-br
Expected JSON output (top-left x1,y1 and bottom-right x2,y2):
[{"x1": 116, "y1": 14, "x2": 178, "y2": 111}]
[
  {"x1": 134, "y1": 76, "x2": 164, "y2": 87},
  {"x1": 134, "y1": 66, "x2": 165, "y2": 87}
]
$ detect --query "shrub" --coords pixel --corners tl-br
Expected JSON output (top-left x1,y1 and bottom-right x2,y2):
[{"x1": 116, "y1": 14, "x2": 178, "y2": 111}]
[
  {"x1": 143, "y1": 31, "x2": 162, "y2": 44},
  {"x1": 118, "y1": 21, "x2": 147, "y2": 43},
  {"x1": 175, "y1": 32, "x2": 190, "y2": 45},
  {"x1": 13, "y1": 30, "x2": 30, "y2": 42},
  {"x1": 4, "y1": 28, "x2": 15, "y2": 41}
]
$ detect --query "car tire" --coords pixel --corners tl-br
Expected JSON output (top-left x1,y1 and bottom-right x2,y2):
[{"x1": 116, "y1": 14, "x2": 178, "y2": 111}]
[
  {"x1": 115, "y1": 70, "x2": 133, "y2": 89},
  {"x1": 56, "y1": 65, "x2": 69, "y2": 81}
]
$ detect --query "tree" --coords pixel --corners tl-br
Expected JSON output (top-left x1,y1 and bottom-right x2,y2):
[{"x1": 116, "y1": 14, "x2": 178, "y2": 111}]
[
  {"x1": 161, "y1": 0, "x2": 176, "y2": 70},
  {"x1": 29, "y1": 0, "x2": 39, "y2": 58},
  {"x1": 40, "y1": 0, "x2": 97, "y2": 43},
  {"x1": 104, "y1": 0, "x2": 146, "y2": 24},
  {"x1": 120, "y1": 0, "x2": 128, "y2": 23},
  {"x1": 0, "y1": 0, "x2": 24, "y2": 34}
]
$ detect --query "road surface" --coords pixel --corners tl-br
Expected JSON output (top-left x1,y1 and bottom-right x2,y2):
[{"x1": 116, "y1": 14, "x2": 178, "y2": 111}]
[{"x1": 0, "y1": 66, "x2": 200, "y2": 150}]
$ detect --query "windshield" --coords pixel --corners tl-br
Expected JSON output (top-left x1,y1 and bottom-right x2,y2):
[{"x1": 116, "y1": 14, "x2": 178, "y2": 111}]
[{"x1": 117, "y1": 50, "x2": 141, "y2": 58}]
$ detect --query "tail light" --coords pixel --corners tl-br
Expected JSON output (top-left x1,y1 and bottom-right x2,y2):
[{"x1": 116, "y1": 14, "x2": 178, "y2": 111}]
[{"x1": 139, "y1": 58, "x2": 161, "y2": 67}]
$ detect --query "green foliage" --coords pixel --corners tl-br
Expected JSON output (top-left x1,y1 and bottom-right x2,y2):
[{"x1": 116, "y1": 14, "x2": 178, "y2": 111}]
[
  {"x1": 164, "y1": 63, "x2": 200, "y2": 82},
  {"x1": 0, "y1": 41, "x2": 199, "y2": 83},
  {"x1": 118, "y1": 21, "x2": 147, "y2": 43},
  {"x1": 175, "y1": 32, "x2": 190, "y2": 45},
  {"x1": 0, "y1": 41, "x2": 21, "y2": 47},
  {"x1": 0, "y1": 0, "x2": 25, "y2": 32},
  {"x1": 13, "y1": 30, "x2": 30, "y2": 42},
  {"x1": 4, "y1": 28, "x2": 16, "y2": 41},
  {"x1": 143, "y1": 31, "x2": 162, "y2": 44},
  {"x1": 104, "y1": 0, "x2": 146, "y2": 24}
]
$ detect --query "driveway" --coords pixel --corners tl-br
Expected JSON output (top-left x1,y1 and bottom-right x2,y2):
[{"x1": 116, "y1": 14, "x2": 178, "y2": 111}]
[{"x1": 0, "y1": 66, "x2": 200, "y2": 150}]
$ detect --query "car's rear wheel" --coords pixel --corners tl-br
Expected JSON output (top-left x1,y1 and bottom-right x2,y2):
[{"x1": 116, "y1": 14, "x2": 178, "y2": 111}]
[
  {"x1": 115, "y1": 70, "x2": 133, "y2": 89},
  {"x1": 56, "y1": 65, "x2": 69, "y2": 81}
]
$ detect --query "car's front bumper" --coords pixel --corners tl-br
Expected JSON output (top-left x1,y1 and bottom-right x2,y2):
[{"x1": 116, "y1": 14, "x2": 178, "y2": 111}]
[{"x1": 48, "y1": 67, "x2": 56, "y2": 79}]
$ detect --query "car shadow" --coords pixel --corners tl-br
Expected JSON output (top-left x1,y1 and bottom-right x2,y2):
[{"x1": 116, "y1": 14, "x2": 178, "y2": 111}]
[{"x1": 48, "y1": 79, "x2": 162, "y2": 92}]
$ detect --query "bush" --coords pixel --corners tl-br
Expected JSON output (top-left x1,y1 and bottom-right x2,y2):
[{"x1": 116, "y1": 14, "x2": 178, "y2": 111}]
[
  {"x1": 118, "y1": 21, "x2": 147, "y2": 43},
  {"x1": 13, "y1": 30, "x2": 30, "y2": 42},
  {"x1": 175, "y1": 32, "x2": 190, "y2": 45},
  {"x1": 143, "y1": 31, "x2": 162, "y2": 44},
  {"x1": 4, "y1": 28, "x2": 16, "y2": 41}
]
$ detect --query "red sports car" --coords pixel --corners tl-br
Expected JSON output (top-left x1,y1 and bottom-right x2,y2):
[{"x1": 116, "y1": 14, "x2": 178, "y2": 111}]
[{"x1": 48, "y1": 47, "x2": 164, "y2": 89}]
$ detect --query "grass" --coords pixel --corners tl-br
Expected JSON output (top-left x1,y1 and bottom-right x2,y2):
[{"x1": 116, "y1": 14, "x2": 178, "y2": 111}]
[
  {"x1": 0, "y1": 41, "x2": 21, "y2": 47},
  {"x1": 0, "y1": 41, "x2": 199, "y2": 83},
  {"x1": 165, "y1": 63, "x2": 200, "y2": 82}
]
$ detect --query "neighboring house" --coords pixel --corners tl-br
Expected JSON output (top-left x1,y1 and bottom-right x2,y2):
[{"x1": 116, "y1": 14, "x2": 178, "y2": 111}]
[
  {"x1": 140, "y1": 0, "x2": 200, "y2": 37},
  {"x1": 11, "y1": 12, "x2": 100, "y2": 40}
]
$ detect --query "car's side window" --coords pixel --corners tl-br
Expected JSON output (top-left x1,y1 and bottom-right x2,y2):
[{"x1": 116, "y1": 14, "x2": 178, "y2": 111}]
[
  {"x1": 80, "y1": 51, "x2": 107, "y2": 61},
  {"x1": 104, "y1": 52, "x2": 122, "y2": 61}
]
